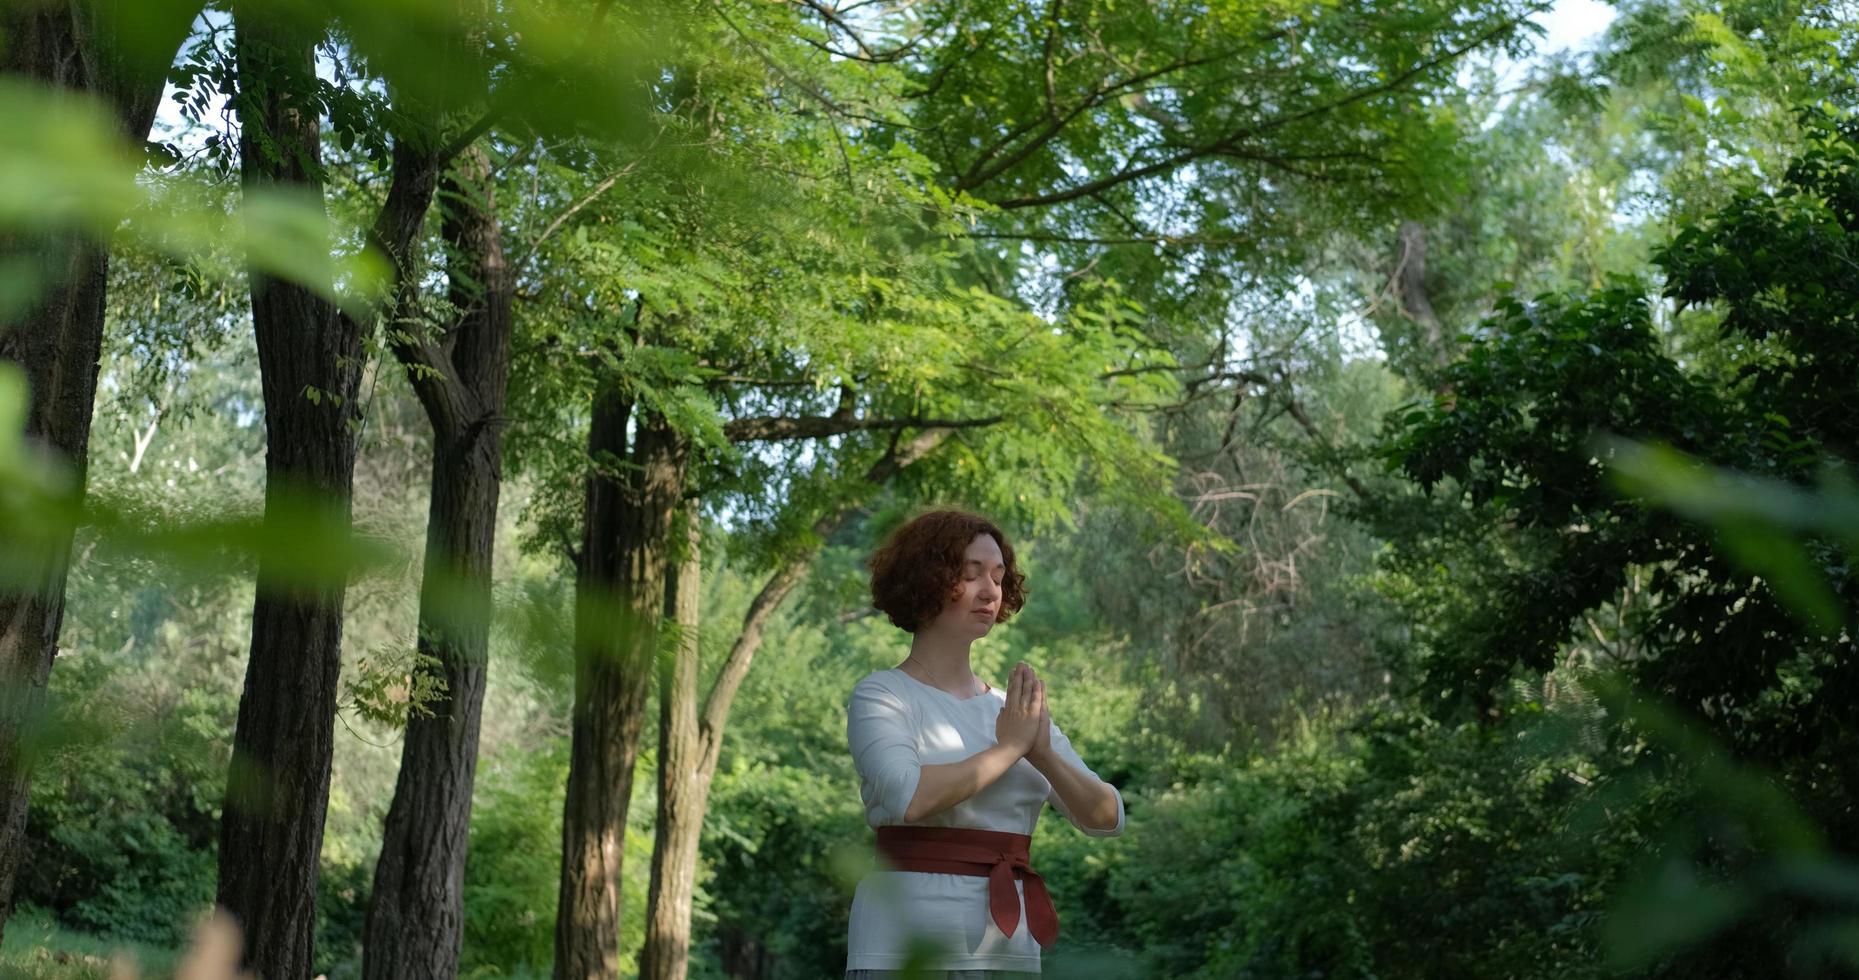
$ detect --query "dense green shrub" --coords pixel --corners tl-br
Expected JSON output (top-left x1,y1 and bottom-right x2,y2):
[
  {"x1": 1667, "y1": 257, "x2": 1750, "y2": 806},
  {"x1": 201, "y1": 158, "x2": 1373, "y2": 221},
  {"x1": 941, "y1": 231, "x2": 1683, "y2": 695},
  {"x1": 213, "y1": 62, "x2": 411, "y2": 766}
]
[
  {"x1": 460, "y1": 742, "x2": 569, "y2": 977},
  {"x1": 1091, "y1": 705, "x2": 1636, "y2": 980},
  {"x1": 21, "y1": 647, "x2": 228, "y2": 947},
  {"x1": 700, "y1": 759, "x2": 868, "y2": 980}
]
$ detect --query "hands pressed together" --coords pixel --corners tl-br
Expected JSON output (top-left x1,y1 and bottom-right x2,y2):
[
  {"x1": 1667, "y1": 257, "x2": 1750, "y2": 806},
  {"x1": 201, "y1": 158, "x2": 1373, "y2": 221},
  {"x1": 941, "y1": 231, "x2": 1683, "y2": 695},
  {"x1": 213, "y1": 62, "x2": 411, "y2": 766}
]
[
  {"x1": 897, "y1": 659, "x2": 1117, "y2": 828},
  {"x1": 995, "y1": 661, "x2": 1052, "y2": 765}
]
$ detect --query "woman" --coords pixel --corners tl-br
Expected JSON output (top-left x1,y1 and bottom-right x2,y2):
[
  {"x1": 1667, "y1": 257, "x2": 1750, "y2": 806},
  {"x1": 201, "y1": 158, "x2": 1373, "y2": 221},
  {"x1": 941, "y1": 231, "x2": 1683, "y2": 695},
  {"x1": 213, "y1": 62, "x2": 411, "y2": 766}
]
[{"x1": 845, "y1": 510, "x2": 1124, "y2": 979}]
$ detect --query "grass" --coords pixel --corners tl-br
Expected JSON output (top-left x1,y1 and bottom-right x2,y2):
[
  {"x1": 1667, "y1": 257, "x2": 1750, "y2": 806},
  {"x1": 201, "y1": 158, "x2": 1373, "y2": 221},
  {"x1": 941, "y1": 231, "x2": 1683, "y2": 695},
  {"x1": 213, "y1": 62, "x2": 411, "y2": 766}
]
[{"x1": 0, "y1": 906, "x2": 179, "y2": 980}]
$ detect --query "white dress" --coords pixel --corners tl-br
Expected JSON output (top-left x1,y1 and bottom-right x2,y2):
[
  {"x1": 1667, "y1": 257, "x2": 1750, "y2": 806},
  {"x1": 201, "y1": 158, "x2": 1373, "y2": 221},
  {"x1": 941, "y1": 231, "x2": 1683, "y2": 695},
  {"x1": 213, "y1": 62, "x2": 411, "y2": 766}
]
[{"x1": 844, "y1": 668, "x2": 1126, "y2": 975}]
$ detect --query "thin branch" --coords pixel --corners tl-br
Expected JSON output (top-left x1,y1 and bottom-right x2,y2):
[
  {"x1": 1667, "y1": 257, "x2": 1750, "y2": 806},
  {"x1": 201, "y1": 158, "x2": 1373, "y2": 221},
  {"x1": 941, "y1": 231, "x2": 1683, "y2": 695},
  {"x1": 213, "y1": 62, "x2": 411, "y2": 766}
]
[
  {"x1": 709, "y1": 0, "x2": 856, "y2": 185},
  {"x1": 711, "y1": 0, "x2": 850, "y2": 116},
  {"x1": 695, "y1": 427, "x2": 953, "y2": 769},
  {"x1": 1041, "y1": 0, "x2": 1064, "y2": 121},
  {"x1": 724, "y1": 412, "x2": 1001, "y2": 442},
  {"x1": 962, "y1": 229, "x2": 1248, "y2": 248},
  {"x1": 1282, "y1": 395, "x2": 1370, "y2": 499},
  {"x1": 793, "y1": 0, "x2": 929, "y2": 63},
  {"x1": 986, "y1": 16, "x2": 1523, "y2": 210},
  {"x1": 704, "y1": 374, "x2": 819, "y2": 388},
  {"x1": 522, "y1": 139, "x2": 655, "y2": 261},
  {"x1": 1184, "y1": 368, "x2": 1272, "y2": 397},
  {"x1": 953, "y1": 47, "x2": 1240, "y2": 193},
  {"x1": 903, "y1": 20, "x2": 994, "y2": 100},
  {"x1": 798, "y1": 0, "x2": 879, "y2": 59}
]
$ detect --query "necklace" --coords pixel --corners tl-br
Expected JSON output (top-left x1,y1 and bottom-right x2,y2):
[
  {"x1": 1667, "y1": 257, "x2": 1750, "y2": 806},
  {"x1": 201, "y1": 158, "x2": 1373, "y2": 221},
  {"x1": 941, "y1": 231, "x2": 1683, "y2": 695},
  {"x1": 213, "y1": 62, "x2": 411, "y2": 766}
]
[{"x1": 907, "y1": 654, "x2": 979, "y2": 698}]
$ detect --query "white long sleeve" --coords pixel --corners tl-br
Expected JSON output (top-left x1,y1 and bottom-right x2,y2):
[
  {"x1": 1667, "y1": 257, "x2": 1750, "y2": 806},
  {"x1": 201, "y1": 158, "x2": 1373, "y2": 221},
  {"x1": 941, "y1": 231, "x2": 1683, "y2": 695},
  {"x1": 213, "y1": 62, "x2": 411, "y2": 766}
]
[
  {"x1": 843, "y1": 668, "x2": 1125, "y2": 974},
  {"x1": 846, "y1": 678, "x2": 923, "y2": 825}
]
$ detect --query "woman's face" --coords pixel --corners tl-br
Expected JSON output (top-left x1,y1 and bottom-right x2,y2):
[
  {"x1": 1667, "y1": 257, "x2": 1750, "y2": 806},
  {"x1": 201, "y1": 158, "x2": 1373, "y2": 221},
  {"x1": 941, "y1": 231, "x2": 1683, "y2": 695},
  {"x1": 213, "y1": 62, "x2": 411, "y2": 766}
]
[{"x1": 926, "y1": 532, "x2": 1006, "y2": 639}]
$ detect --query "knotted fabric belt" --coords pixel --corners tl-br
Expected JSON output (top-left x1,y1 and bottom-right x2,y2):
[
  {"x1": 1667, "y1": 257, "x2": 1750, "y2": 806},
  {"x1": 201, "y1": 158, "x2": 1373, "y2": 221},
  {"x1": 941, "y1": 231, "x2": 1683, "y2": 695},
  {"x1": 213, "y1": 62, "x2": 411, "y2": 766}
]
[{"x1": 873, "y1": 825, "x2": 1059, "y2": 947}]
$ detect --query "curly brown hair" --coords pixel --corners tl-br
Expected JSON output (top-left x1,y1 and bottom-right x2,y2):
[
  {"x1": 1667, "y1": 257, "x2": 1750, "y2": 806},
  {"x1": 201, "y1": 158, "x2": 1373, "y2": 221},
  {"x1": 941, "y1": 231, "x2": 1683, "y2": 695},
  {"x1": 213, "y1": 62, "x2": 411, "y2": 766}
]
[{"x1": 868, "y1": 509, "x2": 1028, "y2": 633}]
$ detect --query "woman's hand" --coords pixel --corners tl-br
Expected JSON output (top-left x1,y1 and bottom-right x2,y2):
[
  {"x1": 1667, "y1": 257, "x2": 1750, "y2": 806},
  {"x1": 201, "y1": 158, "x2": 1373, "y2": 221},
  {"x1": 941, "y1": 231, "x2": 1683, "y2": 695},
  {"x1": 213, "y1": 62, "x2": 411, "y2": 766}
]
[
  {"x1": 904, "y1": 666, "x2": 1048, "y2": 822},
  {"x1": 994, "y1": 661, "x2": 1045, "y2": 756},
  {"x1": 1029, "y1": 682, "x2": 1053, "y2": 766}
]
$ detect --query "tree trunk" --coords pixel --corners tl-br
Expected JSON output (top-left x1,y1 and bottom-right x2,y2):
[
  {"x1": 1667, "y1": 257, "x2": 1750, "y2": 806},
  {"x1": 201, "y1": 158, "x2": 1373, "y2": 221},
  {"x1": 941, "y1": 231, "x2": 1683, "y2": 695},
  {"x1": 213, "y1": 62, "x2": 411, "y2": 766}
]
[
  {"x1": 638, "y1": 506, "x2": 703, "y2": 980},
  {"x1": 555, "y1": 398, "x2": 687, "y2": 980},
  {"x1": 0, "y1": 0, "x2": 197, "y2": 943},
  {"x1": 717, "y1": 924, "x2": 772, "y2": 980},
  {"x1": 1394, "y1": 219, "x2": 1449, "y2": 366},
  {"x1": 215, "y1": 7, "x2": 363, "y2": 976},
  {"x1": 363, "y1": 143, "x2": 513, "y2": 980},
  {"x1": 637, "y1": 429, "x2": 952, "y2": 980}
]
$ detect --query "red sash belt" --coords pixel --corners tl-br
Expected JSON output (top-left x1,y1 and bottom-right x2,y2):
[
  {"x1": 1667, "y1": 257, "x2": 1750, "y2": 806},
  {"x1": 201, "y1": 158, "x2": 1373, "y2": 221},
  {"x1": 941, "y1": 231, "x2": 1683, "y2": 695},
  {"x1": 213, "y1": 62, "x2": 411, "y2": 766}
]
[{"x1": 873, "y1": 825, "x2": 1059, "y2": 948}]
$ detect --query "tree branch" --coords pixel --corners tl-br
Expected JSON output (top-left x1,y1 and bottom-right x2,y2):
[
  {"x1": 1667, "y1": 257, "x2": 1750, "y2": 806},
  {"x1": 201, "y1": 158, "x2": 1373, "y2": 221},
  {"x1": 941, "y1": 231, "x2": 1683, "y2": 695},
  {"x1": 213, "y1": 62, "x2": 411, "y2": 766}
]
[
  {"x1": 963, "y1": 229, "x2": 1248, "y2": 248},
  {"x1": 1282, "y1": 395, "x2": 1370, "y2": 499},
  {"x1": 696, "y1": 427, "x2": 953, "y2": 769},
  {"x1": 724, "y1": 412, "x2": 1001, "y2": 442},
  {"x1": 793, "y1": 0, "x2": 928, "y2": 63},
  {"x1": 709, "y1": 0, "x2": 850, "y2": 117},
  {"x1": 985, "y1": 17, "x2": 1522, "y2": 210},
  {"x1": 1041, "y1": 0, "x2": 1064, "y2": 121},
  {"x1": 521, "y1": 133, "x2": 657, "y2": 264},
  {"x1": 368, "y1": 135, "x2": 478, "y2": 438},
  {"x1": 953, "y1": 47, "x2": 1238, "y2": 193}
]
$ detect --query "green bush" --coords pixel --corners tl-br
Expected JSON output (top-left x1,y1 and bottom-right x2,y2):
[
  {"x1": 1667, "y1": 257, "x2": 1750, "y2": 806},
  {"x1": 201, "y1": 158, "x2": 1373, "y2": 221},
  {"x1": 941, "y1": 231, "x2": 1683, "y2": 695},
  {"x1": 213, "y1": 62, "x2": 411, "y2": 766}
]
[
  {"x1": 461, "y1": 743, "x2": 568, "y2": 976},
  {"x1": 314, "y1": 857, "x2": 373, "y2": 980},
  {"x1": 22, "y1": 649, "x2": 227, "y2": 947},
  {"x1": 460, "y1": 740, "x2": 653, "y2": 978},
  {"x1": 701, "y1": 758, "x2": 868, "y2": 980},
  {"x1": 1095, "y1": 705, "x2": 1635, "y2": 980}
]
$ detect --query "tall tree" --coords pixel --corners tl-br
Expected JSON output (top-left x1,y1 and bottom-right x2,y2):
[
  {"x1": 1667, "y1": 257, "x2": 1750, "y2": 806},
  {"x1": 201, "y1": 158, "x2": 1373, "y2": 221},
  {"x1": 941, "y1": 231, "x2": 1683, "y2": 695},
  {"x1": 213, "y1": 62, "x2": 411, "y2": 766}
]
[
  {"x1": 0, "y1": 0, "x2": 200, "y2": 942},
  {"x1": 1374, "y1": 109, "x2": 1859, "y2": 974},
  {"x1": 640, "y1": 501, "x2": 704, "y2": 980},
  {"x1": 213, "y1": 5, "x2": 375, "y2": 974},
  {"x1": 637, "y1": 429, "x2": 953, "y2": 980},
  {"x1": 346, "y1": 2, "x2": 665, "y2": 974},
  {"x1": 204, "y1": 2, "x2": 646, "y2": 969},
  {"x1": 555, "y1": 386, "x2": 689, "y2": 980},
  {"x1": 362, "y1": 140, "x2": 514, "y2": 980}
]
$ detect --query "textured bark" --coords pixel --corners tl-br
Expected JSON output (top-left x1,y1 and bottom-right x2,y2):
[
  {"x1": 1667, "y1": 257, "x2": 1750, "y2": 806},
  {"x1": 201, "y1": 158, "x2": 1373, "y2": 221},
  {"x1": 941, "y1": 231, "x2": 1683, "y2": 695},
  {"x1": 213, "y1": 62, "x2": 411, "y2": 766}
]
[
  {"x1": 638, "y1": 429, "x2": 953, "y2": 980},
  {"x1": 215, "y1": 7, "x2": 363, "y2": 976},
  {"x1": 1394, "y1": 219, "x2": 1447, "y2": 363},
  {"x1": 363, "y1": 143, "x2": 513, "y2": 980},
  {"x1": 0, "y1": 210, "x2": 108, "y2": 961},
  {"x1": 555, "y1": 397, "x2": 687, "y2": 980},
  {"x1": 638, "y1": 506, "x2": 702, "y2": 980},
  {"x1": 0, "y1": 0, "x2": 198, "y2": 943}
]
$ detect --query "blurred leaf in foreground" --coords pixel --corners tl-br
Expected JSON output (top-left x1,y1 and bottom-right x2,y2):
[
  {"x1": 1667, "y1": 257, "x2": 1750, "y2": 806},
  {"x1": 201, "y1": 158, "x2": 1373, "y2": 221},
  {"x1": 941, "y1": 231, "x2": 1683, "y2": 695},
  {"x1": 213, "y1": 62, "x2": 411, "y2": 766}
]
[
  {"x1": 0, "y1": 78, "x2": 387, "y2": 318},
  {"x1": 1605, "y1": 436, "x2": 1858, "y2": 633}
]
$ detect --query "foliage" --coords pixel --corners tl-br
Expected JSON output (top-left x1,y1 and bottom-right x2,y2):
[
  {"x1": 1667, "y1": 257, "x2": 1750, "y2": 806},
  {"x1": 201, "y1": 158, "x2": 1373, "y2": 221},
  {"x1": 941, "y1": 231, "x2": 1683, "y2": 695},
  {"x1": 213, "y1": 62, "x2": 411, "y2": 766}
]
[
  {"x1": 1376, "y1": 107, "x2": 1858, "y2": 741},
  {"x1": 701, "y1": 759, "x2": 866, "y2": 980},
  {"x1": 457, "y1": 739, "x2": 653, "y2": 979},
  {"x1": 1372, "y1": 108, "x2": 1859, "y2": 973},
  {"x1": 20, "y1": 610, "x2": 232, "y2": 948},
  {"x1": 14, "y1": 1, "x2": 1859, "y2": 978},
  {"x1": 0, "y1": 905, "x2": 178, "y2": 980},
  {"x1": 459, "y1": 742, "x2": 567, "y2": 977},
  {"x1": 1069, "y1": 703, "x2": 1629, "y2": 980}
]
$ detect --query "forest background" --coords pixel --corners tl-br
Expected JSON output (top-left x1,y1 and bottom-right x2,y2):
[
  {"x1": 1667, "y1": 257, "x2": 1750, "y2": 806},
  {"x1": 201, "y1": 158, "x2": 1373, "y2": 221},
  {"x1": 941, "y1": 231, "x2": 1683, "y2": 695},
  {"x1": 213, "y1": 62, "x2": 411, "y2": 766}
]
[{"x1": 3, "y1": 0, "x2": 1859, "y2": 978}]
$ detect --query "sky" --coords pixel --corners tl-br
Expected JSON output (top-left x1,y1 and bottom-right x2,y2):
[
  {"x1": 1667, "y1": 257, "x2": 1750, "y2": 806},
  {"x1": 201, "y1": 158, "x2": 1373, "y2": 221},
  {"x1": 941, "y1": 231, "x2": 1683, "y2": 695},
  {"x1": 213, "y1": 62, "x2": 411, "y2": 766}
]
[
  {"x1": 1469, "y1": 0, "x2": 1620, "y2": 101},
  {"x1": 1539, "y1": 0, "x2": 1620, "y2": 53}
]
